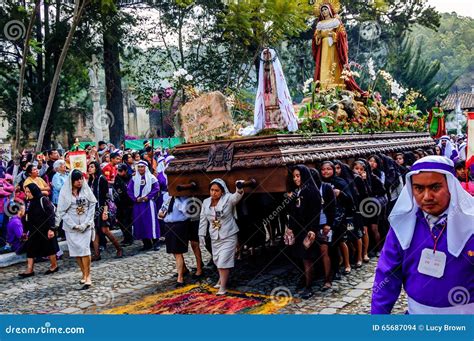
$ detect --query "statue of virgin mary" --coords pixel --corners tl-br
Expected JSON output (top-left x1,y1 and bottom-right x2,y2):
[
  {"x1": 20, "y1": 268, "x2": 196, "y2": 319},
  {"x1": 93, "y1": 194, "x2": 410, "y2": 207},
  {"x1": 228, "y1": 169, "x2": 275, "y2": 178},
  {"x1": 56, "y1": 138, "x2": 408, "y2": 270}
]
[
  {"x1": 312, "y1": 0, "x2": 366, "y2": 95},
  {"x1": 253, "y1": 48, "x2": 298, "y2": 133}
]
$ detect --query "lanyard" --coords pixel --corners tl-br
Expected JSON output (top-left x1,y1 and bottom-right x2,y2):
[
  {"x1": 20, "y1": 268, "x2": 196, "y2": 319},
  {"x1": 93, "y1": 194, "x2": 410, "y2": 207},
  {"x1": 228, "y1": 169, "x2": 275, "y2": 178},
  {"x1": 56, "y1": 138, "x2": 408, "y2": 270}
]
[{"x1": 430, "y1": 221, "x2": 447, "y2": 254}]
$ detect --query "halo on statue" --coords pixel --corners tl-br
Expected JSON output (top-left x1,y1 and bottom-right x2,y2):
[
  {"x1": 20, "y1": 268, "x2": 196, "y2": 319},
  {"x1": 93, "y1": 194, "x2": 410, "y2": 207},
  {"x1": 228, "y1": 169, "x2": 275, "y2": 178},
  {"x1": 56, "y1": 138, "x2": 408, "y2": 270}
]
[{"x1": 313, "y1": 0, "x2": 341, "y2": 17}]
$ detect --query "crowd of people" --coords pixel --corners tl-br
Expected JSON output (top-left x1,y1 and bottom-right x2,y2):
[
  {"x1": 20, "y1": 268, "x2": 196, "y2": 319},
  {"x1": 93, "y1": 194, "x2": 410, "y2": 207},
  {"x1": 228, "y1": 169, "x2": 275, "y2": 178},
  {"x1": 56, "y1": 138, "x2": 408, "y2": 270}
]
[
  {"x1": 0, "y1": 134, "x2": 471, "y2": 298},
  {"x1": 0, "y1": 140, "x2": 178, "y2": 289}
]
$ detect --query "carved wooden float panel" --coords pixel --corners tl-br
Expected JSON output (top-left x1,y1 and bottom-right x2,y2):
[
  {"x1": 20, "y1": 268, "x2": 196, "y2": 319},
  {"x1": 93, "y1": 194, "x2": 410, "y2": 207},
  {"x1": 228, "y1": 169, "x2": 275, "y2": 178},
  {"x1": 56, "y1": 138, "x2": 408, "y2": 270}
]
[{"x1": 166, "y1": 132, "x2": 434, "y2": 196}]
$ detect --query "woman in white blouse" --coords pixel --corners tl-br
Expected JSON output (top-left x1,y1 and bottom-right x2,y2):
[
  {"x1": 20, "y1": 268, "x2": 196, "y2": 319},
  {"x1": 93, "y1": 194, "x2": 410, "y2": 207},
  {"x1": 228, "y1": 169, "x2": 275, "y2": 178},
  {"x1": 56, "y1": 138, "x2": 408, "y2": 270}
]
[
  {"x1": 199, "y1": 178, "x2": 244, "y2": 295},
  {"x1": 56, "y1": 170, "x2": 97, "y2": 290}
]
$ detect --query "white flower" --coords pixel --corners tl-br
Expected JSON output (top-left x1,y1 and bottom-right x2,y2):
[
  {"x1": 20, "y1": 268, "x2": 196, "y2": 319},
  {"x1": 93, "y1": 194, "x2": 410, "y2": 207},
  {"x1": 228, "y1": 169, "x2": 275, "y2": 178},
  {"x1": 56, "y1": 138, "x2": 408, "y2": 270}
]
[
  {"x1": 390, "y1": 80, "x2": 407, "y2": 99},
  {"x1": 185, "y1": 74, "x2": 193, "y2": 82},
  {"x1": 367, "y1": 58, "x2": 376, "y2": 80},
  {"x1": 303, "y1": 78, "x2": 313, "y2": 94},
  {"x1": 173, "y1": 68, "x2": 188, "y2": 79}
]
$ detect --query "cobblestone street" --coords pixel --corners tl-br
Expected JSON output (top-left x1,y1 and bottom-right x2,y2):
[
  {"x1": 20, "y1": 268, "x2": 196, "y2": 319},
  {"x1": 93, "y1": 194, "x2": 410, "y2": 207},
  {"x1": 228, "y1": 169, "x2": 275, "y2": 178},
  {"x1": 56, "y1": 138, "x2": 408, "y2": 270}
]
[{"x1": 0, "y1": 242, "x2": 407, "y2": 315}]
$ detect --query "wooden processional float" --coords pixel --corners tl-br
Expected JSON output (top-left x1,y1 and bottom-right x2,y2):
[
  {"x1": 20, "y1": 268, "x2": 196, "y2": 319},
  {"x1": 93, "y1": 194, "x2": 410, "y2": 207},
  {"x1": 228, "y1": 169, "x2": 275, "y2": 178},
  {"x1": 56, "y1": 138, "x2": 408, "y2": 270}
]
[{"x1": 166, "y1": 132, "x2": 435, "y2": 197}]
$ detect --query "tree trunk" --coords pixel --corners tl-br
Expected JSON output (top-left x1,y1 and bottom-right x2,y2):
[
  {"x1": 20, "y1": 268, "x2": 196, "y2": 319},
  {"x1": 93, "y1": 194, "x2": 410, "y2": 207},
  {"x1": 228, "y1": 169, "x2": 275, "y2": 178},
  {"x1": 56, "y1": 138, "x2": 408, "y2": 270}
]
[
  {"x1": 35, "y1": 0, "x2": 88, "y2": 152},
  {"x1": 14, "y1": 0, "x2": 41, "y2": 153},
  {"x1": 42, "y1": 0, "x2": 57, "y2": 150},
  {"x1": 103, "y1": 12, "x2": 125, "y2": 147}
]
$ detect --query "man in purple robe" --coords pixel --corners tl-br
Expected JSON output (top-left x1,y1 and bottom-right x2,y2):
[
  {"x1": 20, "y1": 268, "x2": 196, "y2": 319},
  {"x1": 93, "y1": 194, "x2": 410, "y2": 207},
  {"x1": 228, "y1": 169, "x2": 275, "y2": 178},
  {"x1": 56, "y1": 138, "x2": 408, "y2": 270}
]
[
  {"x1": 372, "y1": 156, "x2": 474, "y2": 314},
  {"x1": 127, "y1": 160, "x2": 160, "y2": 251}
]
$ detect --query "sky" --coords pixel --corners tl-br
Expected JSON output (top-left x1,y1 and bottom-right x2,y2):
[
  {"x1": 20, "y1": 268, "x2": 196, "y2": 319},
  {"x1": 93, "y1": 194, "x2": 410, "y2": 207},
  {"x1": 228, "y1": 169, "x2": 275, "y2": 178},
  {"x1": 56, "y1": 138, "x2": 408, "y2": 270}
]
[{"x1": 427, "y1": 0, "x2": 474, "y2": 18}]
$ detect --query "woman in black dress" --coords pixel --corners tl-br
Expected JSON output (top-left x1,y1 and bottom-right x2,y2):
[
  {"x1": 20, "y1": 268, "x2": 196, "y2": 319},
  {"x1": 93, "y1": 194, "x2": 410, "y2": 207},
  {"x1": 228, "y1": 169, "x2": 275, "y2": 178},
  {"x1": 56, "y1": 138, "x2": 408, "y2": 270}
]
[
  {"x1": 87, "y1": 162, "x2": 122, "y2": 260},
  {"x1": 310, "y1": 168, "x2": 336, "y2": 290},
  {"x1": 19, "y1": 183, "x2": 59, "y2": 278},
  {"x1": 352, "y1": 159, "x2": 386, "y2": 257},
  {"x1": 286, "y1": 165, "x2": 322, "y2": 299},
  {"x1": 334, "y1": 160, "x2": 364, "y2": 268},
  {"x1": 320, "y1": 161, "x2": 354, "y2": 275}
]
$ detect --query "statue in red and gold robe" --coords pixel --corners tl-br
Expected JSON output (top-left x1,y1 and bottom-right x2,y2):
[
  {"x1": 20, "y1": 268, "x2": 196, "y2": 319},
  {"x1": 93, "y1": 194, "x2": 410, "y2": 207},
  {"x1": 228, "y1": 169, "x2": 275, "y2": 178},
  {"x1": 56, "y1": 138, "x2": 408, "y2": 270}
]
[{"x1": 311, "y1": 0, "x2": 366, "y2": 96}]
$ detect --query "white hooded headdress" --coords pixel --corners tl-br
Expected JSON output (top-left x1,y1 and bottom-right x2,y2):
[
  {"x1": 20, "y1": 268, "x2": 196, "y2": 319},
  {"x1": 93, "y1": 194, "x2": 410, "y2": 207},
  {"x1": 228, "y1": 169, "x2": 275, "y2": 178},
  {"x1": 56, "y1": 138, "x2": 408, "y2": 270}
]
[
  {"x1": 389, "y1": 156, "x2": 474, "y2": 257},
  {"x1": 438, "y1": 135, "x2": 458, "y2": 160},
  {"x1": 56, "y1": 170, "x2": 97, "y2": 217},
  {"x1": 133, "y1": 160, "x2": 158, "y2": 198},
  {"x1": 210, "y1": 178, "x2": 238, "y2": 219}
]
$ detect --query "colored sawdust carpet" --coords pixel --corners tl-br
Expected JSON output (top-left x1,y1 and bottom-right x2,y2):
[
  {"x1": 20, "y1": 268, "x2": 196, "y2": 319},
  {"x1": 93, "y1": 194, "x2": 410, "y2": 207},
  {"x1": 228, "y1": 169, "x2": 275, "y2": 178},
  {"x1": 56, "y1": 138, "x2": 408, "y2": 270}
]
[{"x1": 104, "y1": 284, "x2": 292, "y2": 314}]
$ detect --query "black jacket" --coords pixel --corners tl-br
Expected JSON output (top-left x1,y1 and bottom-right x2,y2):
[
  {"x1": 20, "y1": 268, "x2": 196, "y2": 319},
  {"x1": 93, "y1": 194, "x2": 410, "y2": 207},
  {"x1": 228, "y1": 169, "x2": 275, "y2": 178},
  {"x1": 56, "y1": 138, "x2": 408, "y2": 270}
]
[
  {"x1": 113, "y1": 175, "x2": 133, "y2": 207},
  {"x1": 287, "y1": 165, "x2": 322, "y2": 235},
  {"x1": 89, "y1": 175, "x2": 109, "y2": 208}
]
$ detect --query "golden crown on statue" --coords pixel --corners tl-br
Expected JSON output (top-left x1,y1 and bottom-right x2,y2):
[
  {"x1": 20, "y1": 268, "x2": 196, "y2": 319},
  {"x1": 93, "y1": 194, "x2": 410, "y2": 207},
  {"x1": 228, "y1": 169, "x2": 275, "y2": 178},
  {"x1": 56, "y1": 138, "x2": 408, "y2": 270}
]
[{"x1": 313, "y1": 0, "x2": 341, "y2": 17}]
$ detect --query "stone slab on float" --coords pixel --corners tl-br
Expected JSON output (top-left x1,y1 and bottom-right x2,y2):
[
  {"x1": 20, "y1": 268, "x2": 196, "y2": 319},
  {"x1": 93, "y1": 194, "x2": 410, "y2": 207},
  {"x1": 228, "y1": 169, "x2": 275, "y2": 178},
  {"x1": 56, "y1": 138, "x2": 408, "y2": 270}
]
[{"x1": 179, "y1": 91, "x2": 234, "y2": 144}]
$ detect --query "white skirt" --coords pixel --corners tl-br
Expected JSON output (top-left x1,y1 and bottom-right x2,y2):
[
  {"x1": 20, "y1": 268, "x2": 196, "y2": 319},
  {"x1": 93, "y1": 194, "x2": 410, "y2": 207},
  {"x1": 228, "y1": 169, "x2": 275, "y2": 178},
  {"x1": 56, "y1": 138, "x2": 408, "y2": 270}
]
[
  {"x1": 65, "y1": 229, "x2": 93, "y2": 257},
  {"x1": 211, "y1": 234, "x2": 237, "y2": 269}
]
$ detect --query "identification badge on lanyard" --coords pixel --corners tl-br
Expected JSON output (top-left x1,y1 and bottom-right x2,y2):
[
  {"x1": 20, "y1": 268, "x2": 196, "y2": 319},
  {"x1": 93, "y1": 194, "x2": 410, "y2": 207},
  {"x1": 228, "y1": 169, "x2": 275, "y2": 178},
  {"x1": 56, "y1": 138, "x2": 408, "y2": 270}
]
[{"x1": 417, "y1": 248, "x2": 446, "y2": 278}]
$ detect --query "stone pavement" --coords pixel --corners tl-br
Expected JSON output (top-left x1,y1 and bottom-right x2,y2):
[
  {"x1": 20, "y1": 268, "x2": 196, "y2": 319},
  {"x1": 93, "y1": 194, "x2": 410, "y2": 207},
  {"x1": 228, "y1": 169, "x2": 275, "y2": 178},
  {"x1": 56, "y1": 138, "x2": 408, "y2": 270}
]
[{"x1": 0, "y1": 242, "x2": 407, "y2": 314}]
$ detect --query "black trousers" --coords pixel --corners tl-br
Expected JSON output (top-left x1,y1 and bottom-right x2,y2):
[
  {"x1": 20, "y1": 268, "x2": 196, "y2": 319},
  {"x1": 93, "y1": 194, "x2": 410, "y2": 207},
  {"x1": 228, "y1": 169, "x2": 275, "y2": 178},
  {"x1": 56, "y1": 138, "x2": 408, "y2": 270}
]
[{"x1": 116, "y1": 205, "x2": 134, "y2": 243}]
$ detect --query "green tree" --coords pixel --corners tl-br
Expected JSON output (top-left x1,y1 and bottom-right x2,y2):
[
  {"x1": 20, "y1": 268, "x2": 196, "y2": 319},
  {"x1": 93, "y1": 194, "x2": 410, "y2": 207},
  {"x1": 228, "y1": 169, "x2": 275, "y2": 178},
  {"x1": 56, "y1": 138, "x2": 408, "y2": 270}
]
[
  {"x1": 0, "y1": 0, "x2": 98, "y2": 149},
  {"x1": 408, "y1": 12, "x2": 474, "y2": 93},
  {"x1": 37, "y1": 0, "x2": 91, "y2": 152},
  {"x1": 388, "y1": 36, "x2": 455, "y2": 111},
  {"x1": 221, "y1": 0, "x2": 312, "y2": 76},
  {"x1": 340, "y1": 0, "x2": 440, "y2": 66}
]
